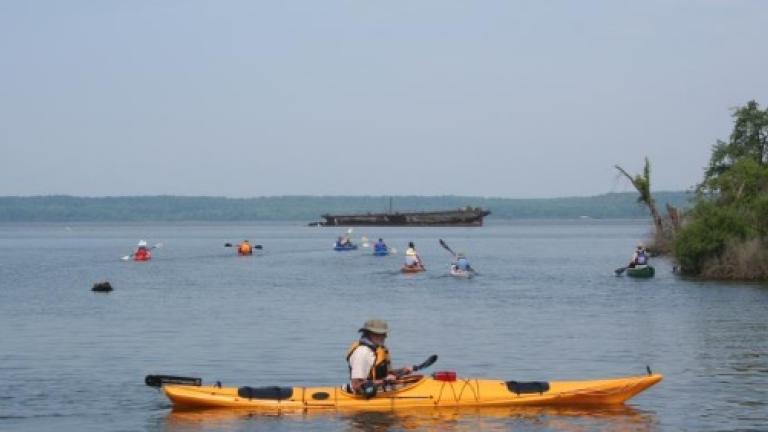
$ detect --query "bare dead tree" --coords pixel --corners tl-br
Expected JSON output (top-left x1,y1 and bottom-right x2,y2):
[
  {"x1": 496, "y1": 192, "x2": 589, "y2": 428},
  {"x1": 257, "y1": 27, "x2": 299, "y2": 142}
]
[{"x1": 615, "y1": 157, "x2": 664, "y2": 237}]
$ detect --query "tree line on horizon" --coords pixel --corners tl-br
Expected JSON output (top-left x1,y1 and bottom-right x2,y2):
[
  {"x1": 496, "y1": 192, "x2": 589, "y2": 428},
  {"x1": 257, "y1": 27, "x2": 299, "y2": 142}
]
[{"x1": 0, "y1": 192, "x2": 691, "y2": 222}]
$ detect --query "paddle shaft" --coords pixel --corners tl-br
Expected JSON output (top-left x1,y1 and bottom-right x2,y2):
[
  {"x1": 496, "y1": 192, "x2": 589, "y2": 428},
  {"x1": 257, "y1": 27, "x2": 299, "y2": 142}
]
[
  {"x1": 439, "y1": 239, "x2": 457, "y2": 257},
  {"x1": 225, "y1": 243, "x2": 262, "y2": 249}
]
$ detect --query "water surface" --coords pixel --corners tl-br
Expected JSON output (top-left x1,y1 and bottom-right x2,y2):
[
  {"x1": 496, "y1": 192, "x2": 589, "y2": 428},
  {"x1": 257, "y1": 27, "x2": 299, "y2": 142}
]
[{"x1": 1, "y1": 220, "x2": 766, "y2": 431}]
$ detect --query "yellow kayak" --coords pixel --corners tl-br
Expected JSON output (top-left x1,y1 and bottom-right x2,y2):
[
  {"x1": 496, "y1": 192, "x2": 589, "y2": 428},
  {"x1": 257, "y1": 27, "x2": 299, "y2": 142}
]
[{"x1": 154, "y1": 372, "x2": 662, "y2": 410}]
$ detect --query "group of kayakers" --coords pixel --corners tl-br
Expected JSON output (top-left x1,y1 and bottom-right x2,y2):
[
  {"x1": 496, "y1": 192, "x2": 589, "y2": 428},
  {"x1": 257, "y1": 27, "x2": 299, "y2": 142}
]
[
  {"x1": 336, "y1": 235, "x2": 473, "y2": 276},
  {"x1": 128, "y1": 239, "x2": 259, "y2": 261}
]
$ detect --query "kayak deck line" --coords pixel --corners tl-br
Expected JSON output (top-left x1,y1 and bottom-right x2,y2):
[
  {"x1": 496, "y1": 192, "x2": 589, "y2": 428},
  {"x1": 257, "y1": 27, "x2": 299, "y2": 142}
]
[{"x1": 160, "y1": 373, "x2": 662, "y2": 410}]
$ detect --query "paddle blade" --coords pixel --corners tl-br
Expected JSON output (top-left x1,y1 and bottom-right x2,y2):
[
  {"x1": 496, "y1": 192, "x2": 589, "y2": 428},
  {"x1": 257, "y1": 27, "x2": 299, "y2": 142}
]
[
  {"x1": 254, "y1": 245, "x2": 263, "y2": 249},
  {"x1": 153, "y1": 242, "x2": 163, "y2": 249},
  {"x1": 389, "y1": 248, "x2": 398, "y2": 255},
  {"x1": 347, "y1": 228, "x2": 354, "y2": 234},
  {"x1": 439, "y1": 239, "x2": 456, "y2": 256},
  {"x1": 120, "y1": 255, "x2": 130, "y2": 261},
  {"x1": 145, "y1": 374, "x2": 202, "y2": 387},
  {"x1": 414, "y1": 354, "x2": 438, "y2": 372},
  {"x1": 614, "y1": 267, "x2": 627, "y2": 276},
  {"x1": 224, "y1": 243, "x2": 233, "y2": 247}
]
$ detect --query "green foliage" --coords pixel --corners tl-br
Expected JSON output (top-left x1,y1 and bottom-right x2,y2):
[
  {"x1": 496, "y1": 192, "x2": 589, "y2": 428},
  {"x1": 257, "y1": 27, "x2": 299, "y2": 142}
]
[
  {"x1": 674, "y1": 100, "x2": 768, "y2": 279},
  {"x1": 673, "y1": 202, "x2": 752, "y2": 274},
  {"x1": 703, "y1": 158, "x2": 768, "y2": 206},
  {"x1": 703, "y1": 100, "x2": 768, "y2": 185},
  {"x1": 615, "y1": 158, "x2": 653, "y2": 206}
]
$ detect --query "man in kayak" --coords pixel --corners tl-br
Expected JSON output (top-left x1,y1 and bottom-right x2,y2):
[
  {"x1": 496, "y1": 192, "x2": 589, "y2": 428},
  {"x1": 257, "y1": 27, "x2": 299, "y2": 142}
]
[
  {"x1": 404, "y1": 242, "x2": 423, "y2": 269},
  {"x1": 628, "y1": 244, "x2": 648, "y2": 268},
  {"x1": 373, "y1": 238, "x2": 388, "y2": 254},
  {"x1": 452, "y1": 252, "x2": 473, "y2": 272},
  {"x1": 346, "y1": 319, "x2": 413, "y2": 395},
  {"x1": 238, "y1": 240, "x2": 253, "y2": 256},
  {"x1": 337, "y1": 235, "x2": 353, "y2": 247},
  {"x1": 134, "y1": 240, "x2": 151, "y2": 261}
]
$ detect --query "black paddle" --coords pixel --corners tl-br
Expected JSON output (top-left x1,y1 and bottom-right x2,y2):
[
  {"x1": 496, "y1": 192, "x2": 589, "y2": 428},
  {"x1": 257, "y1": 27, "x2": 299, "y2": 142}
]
[
  {"x1": 413, "y1": 354, "x2": 438, "y2": 372},
  {"x1": 225, "y1": 243, "x2": 263, "y2": 249},
  {"x1": 395, "y1": 354, "x2": 438, "y2": 379},
  {"x1": 614, "y1": 266, "x2": 628, "y2": 276},
  {"x1": 438, "y1": 239, "x2": 456, "y2": 257}
]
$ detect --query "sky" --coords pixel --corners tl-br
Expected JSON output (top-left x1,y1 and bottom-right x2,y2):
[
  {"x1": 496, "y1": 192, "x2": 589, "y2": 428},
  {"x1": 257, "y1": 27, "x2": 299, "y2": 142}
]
[{"x1": 1, "y1": 1, "x2": 767, "y2": 198}]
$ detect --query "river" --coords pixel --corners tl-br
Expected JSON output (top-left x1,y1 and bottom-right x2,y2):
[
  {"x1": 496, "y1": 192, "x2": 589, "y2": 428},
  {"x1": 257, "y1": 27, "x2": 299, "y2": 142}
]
[{"x1": 1, "y1": 220, "x2": 766, "y2": 431}]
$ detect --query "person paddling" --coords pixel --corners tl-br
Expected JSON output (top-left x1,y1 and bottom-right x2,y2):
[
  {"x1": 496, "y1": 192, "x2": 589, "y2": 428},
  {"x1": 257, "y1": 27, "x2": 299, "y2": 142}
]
[
  {"x1": 404, "y1": 242, "x2": 423, "y2": 269},
  {"x1": 346, "y1": 319, "x2": 413, "y2": 395},
  {"x1": 336, "y1": 235, "x2": 354, "y2": 248},
  {"x1": 628, "y1": 244, "x2": 648, "y2": 268},
  {"x1": 133, "y1": 240, "x2": 151, "y2": 261},
  {"x1": 373, "y1": 238, "x2": 388, "y2": 254},
  {"x1": 451, "y1": 252, "x2": 473, "y2": 272},
  {"x1": 237, "y1": 240, "x2": 253, "y2": 256}
]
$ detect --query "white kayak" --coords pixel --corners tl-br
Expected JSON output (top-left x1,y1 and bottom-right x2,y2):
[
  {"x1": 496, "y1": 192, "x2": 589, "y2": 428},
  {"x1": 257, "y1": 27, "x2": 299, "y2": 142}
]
[{"x1": 449, "y1": 266, "x2": 473, "y2": 278}]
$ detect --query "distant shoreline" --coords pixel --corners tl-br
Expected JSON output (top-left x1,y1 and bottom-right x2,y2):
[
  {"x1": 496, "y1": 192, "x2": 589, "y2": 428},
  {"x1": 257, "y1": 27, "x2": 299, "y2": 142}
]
[{"x1": 0, "y1": 192, "x2": 692, "y2": 222}]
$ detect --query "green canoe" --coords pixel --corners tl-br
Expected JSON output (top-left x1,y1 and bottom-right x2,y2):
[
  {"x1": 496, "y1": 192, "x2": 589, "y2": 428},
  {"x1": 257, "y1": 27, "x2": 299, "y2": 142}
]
[{"x1": 626, "y1": 265, "x2": 655, "y2": 278}]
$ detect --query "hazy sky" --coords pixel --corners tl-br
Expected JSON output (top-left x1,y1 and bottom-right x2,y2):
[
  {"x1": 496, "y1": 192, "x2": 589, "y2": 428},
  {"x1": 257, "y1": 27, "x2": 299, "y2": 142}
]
[{"x1": 2, "y1": 1, "x2": 767, "y2": 198}]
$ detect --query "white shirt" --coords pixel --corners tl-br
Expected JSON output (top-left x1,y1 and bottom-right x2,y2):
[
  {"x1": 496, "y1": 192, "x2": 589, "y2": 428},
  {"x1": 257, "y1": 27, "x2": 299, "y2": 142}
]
[{"x1": 348, "y1": 346, "x2": 376, "y2": 380}]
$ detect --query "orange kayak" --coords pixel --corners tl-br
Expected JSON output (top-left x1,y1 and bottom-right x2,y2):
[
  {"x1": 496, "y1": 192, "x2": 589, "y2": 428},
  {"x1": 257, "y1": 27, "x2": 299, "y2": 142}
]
[
  {"x1": 155, "y1": 372, "x2": 662, "y2": 410},
  {"x1": 401, "y1": 265, "x2": 425, "y2": 273}
]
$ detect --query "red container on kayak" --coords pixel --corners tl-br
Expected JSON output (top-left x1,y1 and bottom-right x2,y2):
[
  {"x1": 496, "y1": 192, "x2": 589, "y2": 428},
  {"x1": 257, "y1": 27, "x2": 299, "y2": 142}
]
[{"x1": 433, "y1": 371, "x2": 457, "y2": 382}]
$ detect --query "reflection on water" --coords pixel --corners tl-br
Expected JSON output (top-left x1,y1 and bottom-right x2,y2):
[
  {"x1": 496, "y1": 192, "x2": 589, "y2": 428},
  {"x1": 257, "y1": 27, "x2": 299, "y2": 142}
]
[{"x1": 164, "y1": 405, "x2": 658, "y2": 432}]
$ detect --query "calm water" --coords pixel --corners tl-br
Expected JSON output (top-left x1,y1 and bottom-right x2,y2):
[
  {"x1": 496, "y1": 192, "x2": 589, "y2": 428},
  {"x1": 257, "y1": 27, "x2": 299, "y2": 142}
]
[{"x1": 1, "y1": 220, "x2": 766, "y2": 431}]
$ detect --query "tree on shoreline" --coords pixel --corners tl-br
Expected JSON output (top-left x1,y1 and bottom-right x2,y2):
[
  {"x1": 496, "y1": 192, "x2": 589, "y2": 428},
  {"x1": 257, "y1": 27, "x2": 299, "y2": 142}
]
[
  {"x1": 674, "y1": 100, "x2": 768, "y2": 280},
  {"x1": 615, "y1": 158, "x2": 667, "y2": 250}
]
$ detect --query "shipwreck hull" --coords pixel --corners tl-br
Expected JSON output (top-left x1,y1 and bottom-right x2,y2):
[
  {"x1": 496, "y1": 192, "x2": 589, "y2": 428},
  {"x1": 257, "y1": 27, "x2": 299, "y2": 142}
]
[{"x1": 311, "y1": 207, "x2": 490, "y2": 227}]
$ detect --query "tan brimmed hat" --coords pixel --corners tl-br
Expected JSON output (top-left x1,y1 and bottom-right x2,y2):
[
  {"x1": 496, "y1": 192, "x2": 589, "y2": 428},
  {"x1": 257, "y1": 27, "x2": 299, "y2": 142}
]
[{"x1": 359, "y1": 319, "x2": 389, "y2": 335}]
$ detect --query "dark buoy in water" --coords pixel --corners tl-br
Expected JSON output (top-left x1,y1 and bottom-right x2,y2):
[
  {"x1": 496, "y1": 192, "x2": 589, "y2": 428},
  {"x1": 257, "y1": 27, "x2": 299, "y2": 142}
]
[{"x1": 92, "y1": 281, "x2": 113, "y2": 292}]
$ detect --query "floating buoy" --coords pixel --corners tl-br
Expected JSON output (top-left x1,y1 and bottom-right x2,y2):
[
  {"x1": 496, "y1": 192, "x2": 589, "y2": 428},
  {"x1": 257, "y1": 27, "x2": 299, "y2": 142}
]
[{"x1": 92, "y1": 281, "x2": 113, "y2": 292}]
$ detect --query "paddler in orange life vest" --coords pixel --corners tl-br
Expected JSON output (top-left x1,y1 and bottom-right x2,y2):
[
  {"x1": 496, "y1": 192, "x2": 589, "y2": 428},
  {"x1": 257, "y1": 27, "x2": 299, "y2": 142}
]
[
  {"x1": 134, "y1": 240, "x2": 151, "y2": 261},
  {"x1": 237, "y1": 240, "x2": 253, "y2": 256},
  {"x1": 346, "y1": 319, "x2": 413, "y2": 395}
]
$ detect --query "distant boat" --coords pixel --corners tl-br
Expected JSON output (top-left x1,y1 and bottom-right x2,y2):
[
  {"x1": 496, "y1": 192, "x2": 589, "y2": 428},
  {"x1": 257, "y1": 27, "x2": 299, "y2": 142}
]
[{"x1": 309, "y1": 206, "x2": 490, "y2": 227}]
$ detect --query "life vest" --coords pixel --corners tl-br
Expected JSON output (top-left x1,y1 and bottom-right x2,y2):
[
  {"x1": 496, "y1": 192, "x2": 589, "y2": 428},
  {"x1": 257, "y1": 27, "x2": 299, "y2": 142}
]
[
  {"x1": 134, "y1": 247, "x2": 151, "y2": 261},
  {"x1": 374, "y1": 242, "x2": 387, "y2": 251},
  {"x1": 635, "y1": 251, "x2": 647, "y2": 265},
  {"x1": 455, "y1": 257, "x2": 470, "y2": 270},
  {"x1": 346, "y1": 339, "x2": 391, "y2": 380},
  {"x1": 405, "y1": 248, "x2": 416, "y2": 256},
  {"x1": 238, "y1": 243, "x2": 252, "y2": 255}
]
